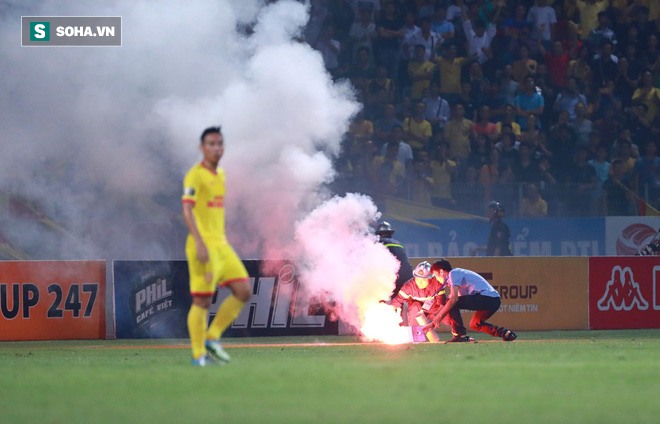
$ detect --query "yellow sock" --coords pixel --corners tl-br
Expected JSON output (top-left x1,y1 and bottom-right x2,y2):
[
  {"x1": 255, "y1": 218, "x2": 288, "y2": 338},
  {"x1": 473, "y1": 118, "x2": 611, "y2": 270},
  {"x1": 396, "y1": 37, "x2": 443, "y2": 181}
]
[
  {"x1": 206, "y1": 295, "x2": 245, "y2": 340},
  {"x1": 187, "y1": 304, "x2": 207, "y2": 360}
]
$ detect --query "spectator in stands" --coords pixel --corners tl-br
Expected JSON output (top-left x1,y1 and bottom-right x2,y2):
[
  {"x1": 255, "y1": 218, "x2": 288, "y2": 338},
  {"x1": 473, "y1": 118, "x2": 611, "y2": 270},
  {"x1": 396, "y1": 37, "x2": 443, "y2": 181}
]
[
  {"x1": 479, "y1": 147, "x2": 500, "y2": 201},
  {"x1": 521, "y1": 182, "x2": 548, "y2": 217},
  {"x1": 538, "y1": 155, "x2": 558, "y2": 188},
  {"x1": 499, "y1": 65, "x2": 520, "y2": 107},
  {"x1": 548, "y1": 122, "x2": 576, "y2": 181},
  {"x1": 643, "y1": 34, "x2": 660, "y2": 71},
  {"x1": 369, "y1": 65, "x2": 396, "y2": 105},
  {"x1": 502, "y1": 3, "x2": 529, "y2": 34},
  {"x1": 602, "y1": 158, "x2": 634, "y2": 216},
  {"x1": 432, "y1": 4, "x2": 455, "y2": 40},
  {"x1": 461, "y1": 1, "x2": 503, "y2": 65},
  {"x1": 350, "y1": 47, "x2": 377, "y2": 92},
  {"x1": 563, "y1": 21, "x2": 583, "y2": 60},
  {"x1": 468, "y1": 61, "x2": 491, "y2": 104},
  {"x1": 467, "y1": 133, "x2": 492, "y2": 171},
  {"x1": 568, "y1": 46, "x2": 593, "y2": 87},
  {"x1": 473, "y1": 105, "x2": 499, "y2": 141},
  {"x1": 554, "y1": 78, "x2": 588, "y2": 120},
  {"x1": 408, "y1": 44, "x2": 435, "y2": 100},
  {"x1": 315, "y1": 25, "x2": 343, "y2": 78},
  {"x1": 447, "y1": 0, "x2": 466, "y2": 24},
  {"x1": 402, "y1": 10, "x2": 421, "y2": 40},
  {"x1": 519, "y1": 114, "x2": 542, "y2": 146},
  {"x1": 527, "y1": 0, "x2": 557, "y2": 47},
  {"x1": 614, "y1": 55, "x2": 640, "y2": 107},
  {"x1": 458, "y1": 82, "x2": 477, "y2": 121},
  {"x1": 395, "y1": 95, "x2": 413, "y2": 122},
  {"x1": 535, "y1": 64, "x2": 557, "y2": 127},
  {"x1": 567, "y1": 146, "x2": 598, "y2": 215},
  {"x1": 374, "y1": 103, "x2": 402, "y2": 146},
  {"x1": 375, "y1": 1, "x2": 404, "y2": 81},
  {"x1": 588, "y1": 11, "x2": 617, "y2": 50},
  {"x1": 371, "y1": 141, "x2": 405, "y2": 197},
  {"x1": 593, "y1": 106, "x2": 622, "y2": 148},
  {"x1": 423, "y1": 82, "x2": 451, "y2": 134},
  {"x1": 612, "y1": 139, "x2": 637, "y2": 183},
  {"x1": 514, "y1": 141, "x2": 541, "y2": 184},
  {"x1": 402, "y1": 17, "x2": 443, "y2": 62},
  {"x1": 430, "y1": 141, "x2": 457, "y2": 208},
  {"x1": 482, "y1": 80, "x2": 506, "y2": 121},
  {"x1": 349, "y1": 6, "x2": 378, "y2": 65},
  {"x1": 326, "y1": 0, "x2": 355, "y2": 46},
  {"x1": 589, "y1": 143, "x2": 611, "y2": 207},
  {"x1": 633, "y1": 140, "x2": 660, "y2": 203},
  {"x1": 571, "y1": 0, "x2": 609, "y2": 42},
  {"x1": 496, "y1": 104, "x2": 522, "y2": 137},
  {"x1": 411, "y1": 154, "x2": 434, "y2": 205},
  {"x1": 591, "y1": 40, "x2": 619, "y2": 90},
  {"x1": 570, "y1": 102, "x2": 594, "y2": 147},
  {"x1": 541, "y1": 40, "x2": 570, "y2": 89},
  {"x1": 496, "y1": 132, "x2": 521, "y2": 172},
  {"x1": 444, "y1": 102, "x2": 475, "y2": 162},
  {"x1": 632, "y1": 70, "x2": 660, "y2": 123},
  {"x1": 436, "y1": 43, "x2": 469, "y2": 103},
  {"x1": 382, "y1": 125, "x2": 414, "y2": 175},
  {"x1": 403, "y1": 101, "x2": 433, "y2": 152},
  {"x1": 515, "y1": 76, "x2": 545, "y2": 130},
  {"x1": 627, "y1": 103, "x2": 652, "y2": 147},
  {"x1": 611, "y1": 128, "x2": 640, "y2": 160}
]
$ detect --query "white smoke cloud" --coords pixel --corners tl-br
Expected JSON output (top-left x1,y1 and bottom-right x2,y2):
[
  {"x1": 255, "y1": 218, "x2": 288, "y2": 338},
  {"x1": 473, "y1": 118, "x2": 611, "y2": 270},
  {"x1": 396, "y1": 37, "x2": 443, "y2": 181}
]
[
  {"x1": 1, "y1": 0, "x2": 397, "y2": 333},
  {"x1": 0, "y1": 0, "x2": 359, "y2": 259},
  {"x1": 294, "y1": 194, "x2": 400, "y2": 331}
]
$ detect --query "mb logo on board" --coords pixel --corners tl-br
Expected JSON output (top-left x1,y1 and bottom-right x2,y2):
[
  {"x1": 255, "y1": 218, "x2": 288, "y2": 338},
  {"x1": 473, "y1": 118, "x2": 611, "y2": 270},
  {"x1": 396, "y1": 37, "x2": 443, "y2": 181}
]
[{"x1": 30, "y1": 22, "x2": 50, "y2": 41}]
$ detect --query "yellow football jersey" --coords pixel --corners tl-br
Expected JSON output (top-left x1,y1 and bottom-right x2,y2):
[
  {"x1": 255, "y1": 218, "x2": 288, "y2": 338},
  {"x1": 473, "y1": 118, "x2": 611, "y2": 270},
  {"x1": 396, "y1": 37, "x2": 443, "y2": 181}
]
[{"x1": 182, "y1": 162, "x2": 227, "y2": 243}]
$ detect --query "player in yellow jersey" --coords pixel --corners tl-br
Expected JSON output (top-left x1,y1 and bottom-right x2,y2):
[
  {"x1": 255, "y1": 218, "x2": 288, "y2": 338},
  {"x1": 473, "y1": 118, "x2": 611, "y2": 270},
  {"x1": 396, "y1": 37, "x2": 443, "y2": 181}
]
[{"x1": 182, "y1": 127, "x2": 252, "y2": 366}]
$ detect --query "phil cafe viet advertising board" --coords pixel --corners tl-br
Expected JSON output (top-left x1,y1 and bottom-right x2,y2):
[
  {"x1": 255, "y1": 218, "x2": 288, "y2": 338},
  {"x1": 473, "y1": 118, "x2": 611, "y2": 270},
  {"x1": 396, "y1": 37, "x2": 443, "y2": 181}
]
[
  {"x1": 418, "y1": 257, "x2": 590, "y2": 331},
  {"x1": 113, "y1": 260, "x2": 338, "y2": 338},
  {"x1": 0, "y1": 261, "x2": 106, "y2": 341},
  {"x1": 589, "y1": 257, "x2": 660, "y2": 330}
]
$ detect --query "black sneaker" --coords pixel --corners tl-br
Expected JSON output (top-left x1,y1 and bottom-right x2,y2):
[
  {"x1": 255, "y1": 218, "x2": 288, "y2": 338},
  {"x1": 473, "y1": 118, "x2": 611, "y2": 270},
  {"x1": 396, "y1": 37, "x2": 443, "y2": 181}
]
[
  {"x1": 502, "y1": 330, "x2": 517, "y2": 342},
  {"x1": 446, "y1": 335, "x2": 476, "y2": 343}
]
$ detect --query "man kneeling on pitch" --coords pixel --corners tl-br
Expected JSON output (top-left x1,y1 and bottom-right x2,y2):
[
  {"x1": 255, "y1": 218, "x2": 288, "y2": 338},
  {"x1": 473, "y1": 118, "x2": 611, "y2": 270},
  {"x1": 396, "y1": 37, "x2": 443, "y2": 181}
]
[{"x1": 423, "y1": 259, "x2": 517, "y2": 342}]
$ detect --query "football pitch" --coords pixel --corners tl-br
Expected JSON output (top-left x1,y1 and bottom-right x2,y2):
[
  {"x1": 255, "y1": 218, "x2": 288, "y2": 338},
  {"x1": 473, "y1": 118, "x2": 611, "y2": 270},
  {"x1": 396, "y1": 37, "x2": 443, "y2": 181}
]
[{"x1": 2, "y1": 330, "x2": 659, "y2": 424}]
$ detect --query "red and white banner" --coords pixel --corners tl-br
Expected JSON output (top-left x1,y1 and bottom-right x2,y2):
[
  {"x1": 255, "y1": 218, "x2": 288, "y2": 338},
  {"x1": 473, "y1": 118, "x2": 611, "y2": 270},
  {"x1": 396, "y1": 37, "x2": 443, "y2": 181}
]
[{"x1": 589, "y1": 257, "x2": 660, "y2": 330}]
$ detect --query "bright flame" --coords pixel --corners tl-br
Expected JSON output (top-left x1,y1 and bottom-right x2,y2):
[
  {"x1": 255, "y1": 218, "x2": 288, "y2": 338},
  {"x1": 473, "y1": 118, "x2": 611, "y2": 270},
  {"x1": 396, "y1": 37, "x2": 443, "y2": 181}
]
[{"x1": 360, "y1": 303, "x2": 412, "y2": 345}]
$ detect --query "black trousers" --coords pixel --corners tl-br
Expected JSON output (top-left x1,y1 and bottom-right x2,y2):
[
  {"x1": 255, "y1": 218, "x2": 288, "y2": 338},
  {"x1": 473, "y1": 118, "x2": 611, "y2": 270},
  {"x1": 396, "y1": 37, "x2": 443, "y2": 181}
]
[{"x1": 447, "y1": 294, "x2": 509, "y2": 338}]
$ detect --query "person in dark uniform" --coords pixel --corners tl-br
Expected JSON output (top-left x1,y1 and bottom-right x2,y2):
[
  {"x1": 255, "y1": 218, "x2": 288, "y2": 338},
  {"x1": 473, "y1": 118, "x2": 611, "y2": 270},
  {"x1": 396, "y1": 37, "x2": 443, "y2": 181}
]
[
  {"x1": 472, "y1": 201, "x2": 513, "y2": 256},
  {"x1": 424, "y1": 259, "x2": 517, "y2": 342},
  {"x1": 375, "y1": 221, "x2": 414, "y2": 299}
]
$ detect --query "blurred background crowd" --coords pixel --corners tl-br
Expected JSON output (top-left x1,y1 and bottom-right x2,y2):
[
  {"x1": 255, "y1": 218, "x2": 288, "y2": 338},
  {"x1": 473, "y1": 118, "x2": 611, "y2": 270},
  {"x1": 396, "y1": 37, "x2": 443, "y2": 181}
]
[{"x1": 306, "y1": 0, "x2": 660, "y2": 217}]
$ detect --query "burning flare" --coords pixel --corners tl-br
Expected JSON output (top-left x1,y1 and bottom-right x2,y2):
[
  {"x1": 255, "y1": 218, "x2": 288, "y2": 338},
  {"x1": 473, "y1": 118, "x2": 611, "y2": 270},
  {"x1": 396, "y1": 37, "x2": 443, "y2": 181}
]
[{"x1": 360, "y1": 303, "x2": 411, "y2": 345}]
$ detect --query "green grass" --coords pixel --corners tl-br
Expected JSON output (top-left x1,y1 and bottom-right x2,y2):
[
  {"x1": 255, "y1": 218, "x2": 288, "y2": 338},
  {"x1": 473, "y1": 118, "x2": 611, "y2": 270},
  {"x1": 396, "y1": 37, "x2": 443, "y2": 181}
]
[{"x1": 1, "y1": 330, "x2": 660, "y2": 424}]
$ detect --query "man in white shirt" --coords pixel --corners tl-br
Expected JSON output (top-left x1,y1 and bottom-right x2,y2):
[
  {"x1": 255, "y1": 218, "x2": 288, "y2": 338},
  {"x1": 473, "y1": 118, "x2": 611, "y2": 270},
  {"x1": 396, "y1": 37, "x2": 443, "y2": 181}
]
[
  {"x1": 461, "y1": 1, "x2": 503, "y2": 64},
  {"x1": 527, "y1": 0, "x2": 557, "y2": 45},
  {"x1": 425, "y1": 259, "x2": 518, "y2": 343},
  {"x1": 402, "y1": 17, "x2": 443, "y2": 61},
  {"x1": 423, "y1": 82, "x2": 451, "y2": 132}
]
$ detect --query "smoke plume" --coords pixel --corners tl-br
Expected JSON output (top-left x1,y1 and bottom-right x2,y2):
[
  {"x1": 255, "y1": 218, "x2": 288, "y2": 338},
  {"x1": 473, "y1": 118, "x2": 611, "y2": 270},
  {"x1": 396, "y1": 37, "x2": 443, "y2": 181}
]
[{"x1": 1, "y1": 0, "x2": 397, "y2": 331}]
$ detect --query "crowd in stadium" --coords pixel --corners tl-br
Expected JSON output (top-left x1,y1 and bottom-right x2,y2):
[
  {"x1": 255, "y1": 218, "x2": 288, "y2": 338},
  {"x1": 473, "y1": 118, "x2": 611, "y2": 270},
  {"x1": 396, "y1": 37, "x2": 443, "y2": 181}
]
[{"x1": 306, "y1": 0, "x2": 660, "y2": 217}]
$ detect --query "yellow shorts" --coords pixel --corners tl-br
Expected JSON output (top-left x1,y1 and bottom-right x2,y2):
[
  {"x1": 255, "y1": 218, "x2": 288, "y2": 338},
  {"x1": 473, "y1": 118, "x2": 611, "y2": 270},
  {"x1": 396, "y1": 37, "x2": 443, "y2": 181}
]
[{"x1": 185, "y1": 237, "x2": 249, "y2": 296}]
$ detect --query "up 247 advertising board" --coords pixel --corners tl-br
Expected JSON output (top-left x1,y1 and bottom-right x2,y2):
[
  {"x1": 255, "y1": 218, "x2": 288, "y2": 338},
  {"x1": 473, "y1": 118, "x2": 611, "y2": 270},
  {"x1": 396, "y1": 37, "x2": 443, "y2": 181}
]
[{"x1": 0, "y1": 261, "x2": 106, "y2": 341}]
